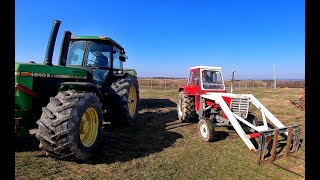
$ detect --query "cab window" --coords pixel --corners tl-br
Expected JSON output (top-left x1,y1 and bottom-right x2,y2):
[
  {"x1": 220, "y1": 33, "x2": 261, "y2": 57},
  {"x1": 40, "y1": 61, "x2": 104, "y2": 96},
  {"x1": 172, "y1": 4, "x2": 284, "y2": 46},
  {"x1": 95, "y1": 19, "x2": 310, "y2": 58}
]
[
  {"x1": 112, "y1": 46, "x2": 123, "y2": 69},
  {"x1": 66, "y1": 41, "x2": 86, "y2": 66},
  {"x1": 188, "y1": 72, "x2": 193, "y2": 85},
  {"x1": 193, "y1": 71, "x2": 199, "y2": 86}
]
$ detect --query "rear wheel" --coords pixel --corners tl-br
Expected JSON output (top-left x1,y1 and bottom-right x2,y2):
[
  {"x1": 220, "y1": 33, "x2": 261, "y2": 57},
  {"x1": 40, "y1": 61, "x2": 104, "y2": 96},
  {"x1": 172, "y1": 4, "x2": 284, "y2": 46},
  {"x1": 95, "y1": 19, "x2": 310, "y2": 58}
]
[
  {"x1": 177, "y1": 91, "x2": 197, "y2": 123},
  {"x1": 198, "y1": 118, "x2": 214, "y2": 142},
  {"x1": 36, "y1": 90, "x2": 103, "y2": 162},
  {"x1": 109, "y1": 75, "x2": 140, "y2": 126}
]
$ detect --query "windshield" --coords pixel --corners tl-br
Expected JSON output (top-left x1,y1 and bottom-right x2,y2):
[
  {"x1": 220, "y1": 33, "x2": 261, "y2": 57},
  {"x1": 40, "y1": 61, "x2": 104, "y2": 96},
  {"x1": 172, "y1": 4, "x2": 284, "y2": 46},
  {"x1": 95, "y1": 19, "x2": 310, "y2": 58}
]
[
  {"x1": 201, "y1": 70, "x2": 225, "y2": 90},
  {"x1": 66, "y1": 41, "x2": 111, "y2": 67}
]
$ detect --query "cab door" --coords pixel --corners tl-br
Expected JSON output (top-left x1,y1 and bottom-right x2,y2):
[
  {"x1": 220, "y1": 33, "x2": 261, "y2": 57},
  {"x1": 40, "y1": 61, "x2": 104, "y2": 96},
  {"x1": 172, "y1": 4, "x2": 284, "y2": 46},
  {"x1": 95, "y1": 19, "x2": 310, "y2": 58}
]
[{"x1": 185, "y1": 68, "x2": 201, "y2": 110}]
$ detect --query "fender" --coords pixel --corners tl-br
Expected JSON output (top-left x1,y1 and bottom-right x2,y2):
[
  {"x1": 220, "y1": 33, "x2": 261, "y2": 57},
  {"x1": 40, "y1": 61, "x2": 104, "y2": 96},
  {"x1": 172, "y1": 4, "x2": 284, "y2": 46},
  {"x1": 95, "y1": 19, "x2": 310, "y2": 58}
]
[
  {"x1": 58, "y1": 82, "x2": 103, "y2": 101},
  {"x1": 178, "y1": 85, "x2": 187, "y2": 92}
]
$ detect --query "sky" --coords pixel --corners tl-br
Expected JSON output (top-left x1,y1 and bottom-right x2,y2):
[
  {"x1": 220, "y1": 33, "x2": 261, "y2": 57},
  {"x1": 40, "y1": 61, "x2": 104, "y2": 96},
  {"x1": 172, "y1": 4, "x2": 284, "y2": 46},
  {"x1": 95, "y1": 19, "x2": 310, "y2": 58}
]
[{"x1": 15, "y1": 0, "x2": 305, "y2": 80}]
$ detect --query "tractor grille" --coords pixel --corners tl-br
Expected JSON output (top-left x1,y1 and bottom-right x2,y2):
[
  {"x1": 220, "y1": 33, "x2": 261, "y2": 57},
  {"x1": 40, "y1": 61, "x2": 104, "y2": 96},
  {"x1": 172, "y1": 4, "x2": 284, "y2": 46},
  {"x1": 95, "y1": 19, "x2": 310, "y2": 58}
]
[{"x1": 230, "y1": 98, "x2": 250, "y2": 119}]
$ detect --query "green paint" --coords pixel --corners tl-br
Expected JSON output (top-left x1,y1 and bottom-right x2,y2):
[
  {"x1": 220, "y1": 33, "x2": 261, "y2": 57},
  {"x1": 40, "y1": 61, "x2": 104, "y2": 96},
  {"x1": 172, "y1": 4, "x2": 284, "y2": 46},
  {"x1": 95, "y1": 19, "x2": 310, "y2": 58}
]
[
  {"x1": 15, "y1": 63, "x2": 89, "y2": 135},
  {"x1": 124, "y1": 69, "x2": 137, "y2": 77},
  {"x1": 15, "y1": 63, "x2": 87, "y2": 76}
]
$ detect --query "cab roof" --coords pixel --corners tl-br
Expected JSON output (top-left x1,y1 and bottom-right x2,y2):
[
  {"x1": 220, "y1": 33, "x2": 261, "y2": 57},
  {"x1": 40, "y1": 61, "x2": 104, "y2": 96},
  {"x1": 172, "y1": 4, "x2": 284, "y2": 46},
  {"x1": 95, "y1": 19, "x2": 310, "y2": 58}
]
[
  {"x1": 190, "y1": 65, "x2": 222, "y2": 70},
  {"x1": 71, "y1": 36, "x2": 124, "y2": 50}
]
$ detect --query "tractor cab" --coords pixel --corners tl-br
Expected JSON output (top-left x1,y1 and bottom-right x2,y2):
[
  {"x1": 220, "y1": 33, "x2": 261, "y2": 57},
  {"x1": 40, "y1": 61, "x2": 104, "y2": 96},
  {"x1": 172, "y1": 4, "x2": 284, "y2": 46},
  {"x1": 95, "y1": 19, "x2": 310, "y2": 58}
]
[
  {"x1": 64, "y1": 37, "x2": 128, "y2": 86},
  {"x1": 185, "y1": 66, "x2": 227, "y2": 94}
]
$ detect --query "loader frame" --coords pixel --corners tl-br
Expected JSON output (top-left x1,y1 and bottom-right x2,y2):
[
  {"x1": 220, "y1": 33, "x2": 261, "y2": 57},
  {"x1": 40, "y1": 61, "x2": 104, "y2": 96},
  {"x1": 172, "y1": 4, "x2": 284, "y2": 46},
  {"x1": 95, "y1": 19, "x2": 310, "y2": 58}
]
[{"x1": 200, "y1": 93, "x2": 301, "y2": 164}]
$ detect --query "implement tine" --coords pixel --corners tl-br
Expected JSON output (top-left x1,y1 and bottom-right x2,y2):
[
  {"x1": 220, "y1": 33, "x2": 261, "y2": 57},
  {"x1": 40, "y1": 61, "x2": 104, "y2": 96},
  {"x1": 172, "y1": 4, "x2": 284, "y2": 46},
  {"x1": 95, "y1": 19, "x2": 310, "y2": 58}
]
[
  {"x1": 285, "y1": 127, "x2": 293, "y2": 156},
  {"x1": 270, "y1": 130, "x2": 279, "y2": 162},
  {"x1": 292, "y1": 127, "x2": 301, "y2": 152},
  {"x1": 255, "y1": 125, "x2": 301, "y2": 165},
  {"x1": 257, "y1": 132, "x2": 266, "y2": 165}
]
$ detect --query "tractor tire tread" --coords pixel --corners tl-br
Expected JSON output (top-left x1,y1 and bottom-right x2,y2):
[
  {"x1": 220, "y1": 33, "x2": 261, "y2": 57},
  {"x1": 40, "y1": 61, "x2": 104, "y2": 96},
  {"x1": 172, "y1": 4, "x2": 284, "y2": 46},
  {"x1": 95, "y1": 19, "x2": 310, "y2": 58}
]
[
  {"x1": 36, "y1": 90, "x2": 103, "y2": 162},
  {"x1": 108, "y1": 75, "x2": 140, "y2": 126}
]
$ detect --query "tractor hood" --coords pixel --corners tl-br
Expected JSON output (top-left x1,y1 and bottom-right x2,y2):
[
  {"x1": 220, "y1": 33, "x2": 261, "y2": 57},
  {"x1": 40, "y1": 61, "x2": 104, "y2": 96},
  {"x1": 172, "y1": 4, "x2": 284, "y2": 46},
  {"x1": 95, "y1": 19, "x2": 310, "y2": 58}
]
[{"x1": 15, "y1": 62, "x2": 88, "y2": 79}]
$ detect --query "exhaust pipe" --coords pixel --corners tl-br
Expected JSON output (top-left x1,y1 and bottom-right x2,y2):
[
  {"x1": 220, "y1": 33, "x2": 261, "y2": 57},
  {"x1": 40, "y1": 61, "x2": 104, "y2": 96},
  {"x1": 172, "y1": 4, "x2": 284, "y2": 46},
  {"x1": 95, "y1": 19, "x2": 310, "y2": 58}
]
[
  {"x1": 43, "y1": 20, "x2": 61, "y2": 66},
  {"x1": 58, "y1": 31, "x2": 72, "y2": 66}
]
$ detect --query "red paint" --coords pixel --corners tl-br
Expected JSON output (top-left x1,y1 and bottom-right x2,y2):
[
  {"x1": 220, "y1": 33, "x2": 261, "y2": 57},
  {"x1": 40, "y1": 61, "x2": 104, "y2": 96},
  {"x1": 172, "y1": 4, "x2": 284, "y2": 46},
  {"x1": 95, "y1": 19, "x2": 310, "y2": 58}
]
[
  {"x1": 220, "y1": 96, "x2": 231, "y2": 119},
  {"x1": 205, "y1": 99, "x2": 215, "y2": 106},
  {"x1": 15, "y1": 84, "x2": 37, "y2": 96},
  {"x1": 182, "y1": 68, "x2": 201, "y2": 110},
  {"x1": 248, "y1": 133, "x2": 260, "y2": 139}
]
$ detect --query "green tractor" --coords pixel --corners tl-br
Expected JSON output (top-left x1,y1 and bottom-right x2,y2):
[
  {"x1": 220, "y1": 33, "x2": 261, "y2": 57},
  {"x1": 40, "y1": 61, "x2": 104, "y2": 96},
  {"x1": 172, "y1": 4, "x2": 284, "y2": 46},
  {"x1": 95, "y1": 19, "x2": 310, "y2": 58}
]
[{"x1": 15, "y1": 20, "x2": 140, "y2": 162}]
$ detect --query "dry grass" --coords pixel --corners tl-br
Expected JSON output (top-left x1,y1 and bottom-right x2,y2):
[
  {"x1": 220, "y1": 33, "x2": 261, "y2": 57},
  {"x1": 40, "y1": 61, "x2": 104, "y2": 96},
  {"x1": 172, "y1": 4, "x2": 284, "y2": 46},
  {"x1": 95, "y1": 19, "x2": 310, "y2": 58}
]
[
  {"x1": 15, "y1": 88, "x2": 305, "y2": 179},
  {"x1": 137, "y1": 78, "x2": 305, "y2": 89}
]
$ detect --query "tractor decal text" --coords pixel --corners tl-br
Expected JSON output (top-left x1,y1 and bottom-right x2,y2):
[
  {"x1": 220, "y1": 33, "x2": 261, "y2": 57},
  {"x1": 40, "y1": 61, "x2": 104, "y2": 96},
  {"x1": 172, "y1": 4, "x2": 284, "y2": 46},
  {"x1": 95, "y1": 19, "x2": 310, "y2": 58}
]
[{"x1": 15, "y1": 71, "x2": 87, "y2": 79}]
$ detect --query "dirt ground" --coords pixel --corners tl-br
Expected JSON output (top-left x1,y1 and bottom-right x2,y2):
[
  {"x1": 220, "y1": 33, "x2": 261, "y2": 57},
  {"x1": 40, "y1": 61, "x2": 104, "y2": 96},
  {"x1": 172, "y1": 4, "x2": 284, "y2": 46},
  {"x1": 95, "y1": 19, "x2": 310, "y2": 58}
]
[{"x1": 15, "y1": 88, "x2": 305, "y2": 179}]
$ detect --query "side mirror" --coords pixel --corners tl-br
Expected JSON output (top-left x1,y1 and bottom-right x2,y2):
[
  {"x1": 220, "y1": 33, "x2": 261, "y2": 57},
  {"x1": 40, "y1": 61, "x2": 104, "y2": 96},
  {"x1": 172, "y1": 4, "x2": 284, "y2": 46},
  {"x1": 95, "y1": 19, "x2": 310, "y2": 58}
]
[{"x1": 119, "y1": 55, "x2": 126, "y2": 62}]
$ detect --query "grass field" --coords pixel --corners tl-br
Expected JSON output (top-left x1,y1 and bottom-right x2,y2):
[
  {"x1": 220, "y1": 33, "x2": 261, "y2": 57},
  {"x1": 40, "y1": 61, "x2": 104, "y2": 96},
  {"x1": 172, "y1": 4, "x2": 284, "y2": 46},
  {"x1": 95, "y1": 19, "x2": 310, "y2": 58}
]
[{"x1": 15, "y1": 87, "x2": 305, "y2": 179}]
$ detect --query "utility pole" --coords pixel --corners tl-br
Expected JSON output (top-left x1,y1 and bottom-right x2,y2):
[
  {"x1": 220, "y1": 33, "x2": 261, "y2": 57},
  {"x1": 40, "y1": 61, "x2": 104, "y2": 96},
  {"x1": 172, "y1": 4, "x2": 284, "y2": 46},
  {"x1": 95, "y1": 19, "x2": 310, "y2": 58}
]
[
  {"x1": 274, "y1": 64, "x2": 277, "y2": 89},
  {"x1": 231, "y1": 65, "x2": 235, "y2": 93}
]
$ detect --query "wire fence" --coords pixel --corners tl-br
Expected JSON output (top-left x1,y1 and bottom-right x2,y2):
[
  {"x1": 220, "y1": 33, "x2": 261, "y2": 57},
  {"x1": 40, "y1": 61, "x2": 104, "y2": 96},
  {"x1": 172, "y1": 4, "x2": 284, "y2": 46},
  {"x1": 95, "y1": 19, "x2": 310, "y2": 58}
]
[{"x1": 137, "y1": 78, "x2": 305, "y2": 90}]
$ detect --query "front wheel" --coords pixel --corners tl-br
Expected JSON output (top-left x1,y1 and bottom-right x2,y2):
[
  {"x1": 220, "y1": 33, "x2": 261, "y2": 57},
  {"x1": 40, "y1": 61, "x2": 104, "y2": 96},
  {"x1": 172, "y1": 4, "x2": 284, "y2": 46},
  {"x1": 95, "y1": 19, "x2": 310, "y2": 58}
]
[
  {"x1": 36, "y1": 90, "x2": 103, "y2": 162},
  {"x1": 198, "y1": 118, "x2": 214, "y2": 142}
]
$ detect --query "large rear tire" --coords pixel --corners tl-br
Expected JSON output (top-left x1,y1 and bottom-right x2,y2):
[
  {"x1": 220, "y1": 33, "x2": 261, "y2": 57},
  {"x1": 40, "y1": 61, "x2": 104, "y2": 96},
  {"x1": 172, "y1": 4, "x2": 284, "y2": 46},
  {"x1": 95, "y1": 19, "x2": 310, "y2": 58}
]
[
  {"x1": 198, "y1": 118, "x2": 214, "y2": 142},
  {"x1": 177, "y1": 91, "x2": 197, "y2": 123},
  {"x1": 109, "y1": 75, "x2": 140, "y2": 126},
  {"x1": 36, "y1": 90, "x2": 103, "y2": 162}
]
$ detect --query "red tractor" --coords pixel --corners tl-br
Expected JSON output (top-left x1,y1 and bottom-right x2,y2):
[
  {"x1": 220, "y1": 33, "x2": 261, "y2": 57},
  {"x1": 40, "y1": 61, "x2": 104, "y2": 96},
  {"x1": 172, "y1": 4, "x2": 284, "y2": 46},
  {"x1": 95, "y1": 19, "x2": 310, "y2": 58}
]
[{"x1": 177, "y1": 66, "x2": 302, "y2": 164}]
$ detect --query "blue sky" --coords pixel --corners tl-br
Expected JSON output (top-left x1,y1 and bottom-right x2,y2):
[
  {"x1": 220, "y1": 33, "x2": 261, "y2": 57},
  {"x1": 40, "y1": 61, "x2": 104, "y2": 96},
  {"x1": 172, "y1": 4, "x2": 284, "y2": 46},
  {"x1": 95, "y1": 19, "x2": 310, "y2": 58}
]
[{"x1": 15, "y1": 0, "x2": 304, "y2": 80}]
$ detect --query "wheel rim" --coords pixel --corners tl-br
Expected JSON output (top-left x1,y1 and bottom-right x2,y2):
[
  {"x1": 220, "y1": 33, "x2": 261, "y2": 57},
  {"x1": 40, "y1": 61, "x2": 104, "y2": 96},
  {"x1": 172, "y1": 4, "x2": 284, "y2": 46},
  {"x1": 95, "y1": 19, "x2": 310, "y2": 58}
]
[
  {"x1": 128, "y1": 85, "x2": 137, "y2": 117},
  {"x1": 200, "y1": 123, "x2": 208, "y2": 139},
  {"x1": 80, "y1": 107, "x2": 99, "y2": 147}
]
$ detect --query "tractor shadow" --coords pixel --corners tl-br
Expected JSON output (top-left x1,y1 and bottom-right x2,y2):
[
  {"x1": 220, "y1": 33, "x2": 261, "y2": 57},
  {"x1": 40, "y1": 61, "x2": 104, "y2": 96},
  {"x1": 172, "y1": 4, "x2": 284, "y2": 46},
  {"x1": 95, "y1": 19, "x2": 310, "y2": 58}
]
[
  {"x1": 88, "y1": 98, "x2": 184, "y2": 164},
  {"x1": 212, "y1": 131, "x2": 229, "y2": 142},
  {"x1": 15, "y1": 136, "x2": 40, "y2": 152},
  {"x1": 138, "y1": 98, "x2": 177, "y2": 109}
]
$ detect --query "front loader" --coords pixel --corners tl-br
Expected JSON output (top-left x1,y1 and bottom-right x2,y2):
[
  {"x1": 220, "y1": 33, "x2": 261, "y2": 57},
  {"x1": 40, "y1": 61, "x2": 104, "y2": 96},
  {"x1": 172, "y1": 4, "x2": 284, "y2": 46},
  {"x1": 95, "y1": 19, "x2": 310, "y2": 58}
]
[
  {"x1": 177, "y1": 66, "x2": 302, "y2": 164},
  {"x1": 15, "y1": 20, "x2": 140, "y2": 162}
]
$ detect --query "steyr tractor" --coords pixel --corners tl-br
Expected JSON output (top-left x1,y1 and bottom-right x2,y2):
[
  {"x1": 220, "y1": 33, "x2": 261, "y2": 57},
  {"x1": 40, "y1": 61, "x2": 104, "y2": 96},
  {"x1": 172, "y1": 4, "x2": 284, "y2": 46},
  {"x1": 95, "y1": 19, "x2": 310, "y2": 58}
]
[
  {"x1": 15, "y1": 20, "x2": 140, "y2": 162},
  {"x1": 177, "y1": 66, "x2": 302, "y2": 164}
]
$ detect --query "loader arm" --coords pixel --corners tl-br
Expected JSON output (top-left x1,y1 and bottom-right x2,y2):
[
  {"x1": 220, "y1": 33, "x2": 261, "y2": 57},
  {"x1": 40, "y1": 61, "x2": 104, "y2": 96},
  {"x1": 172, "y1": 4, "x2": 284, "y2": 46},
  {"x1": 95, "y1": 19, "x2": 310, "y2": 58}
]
[{"x1": 202, "y1": 93, "x2": 256, "y2": 150}]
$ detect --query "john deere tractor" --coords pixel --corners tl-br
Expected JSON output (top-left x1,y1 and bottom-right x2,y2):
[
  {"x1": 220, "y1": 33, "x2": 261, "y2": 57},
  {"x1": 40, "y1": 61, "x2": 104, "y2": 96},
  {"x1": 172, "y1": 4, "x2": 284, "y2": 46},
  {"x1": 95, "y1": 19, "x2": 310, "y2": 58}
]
[{"x1": 15, "y1": 20, "x2": 140, "y2": 162}]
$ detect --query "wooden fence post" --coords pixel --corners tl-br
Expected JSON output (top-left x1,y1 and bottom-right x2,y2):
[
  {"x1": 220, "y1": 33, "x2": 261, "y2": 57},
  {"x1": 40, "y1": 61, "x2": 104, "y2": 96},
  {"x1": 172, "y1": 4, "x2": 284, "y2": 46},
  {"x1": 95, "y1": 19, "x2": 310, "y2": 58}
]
[{"x1": 165, "y1": 79, "x2": 167, "y2": 90}]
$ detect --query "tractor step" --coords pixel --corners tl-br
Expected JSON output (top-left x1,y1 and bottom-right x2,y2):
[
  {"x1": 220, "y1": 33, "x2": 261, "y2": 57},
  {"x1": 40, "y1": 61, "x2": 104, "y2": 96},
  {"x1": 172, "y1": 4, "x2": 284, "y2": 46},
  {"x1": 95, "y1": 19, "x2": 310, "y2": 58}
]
[{"x1": 256, "y1": 125, "x2": 302, "y2": 165}]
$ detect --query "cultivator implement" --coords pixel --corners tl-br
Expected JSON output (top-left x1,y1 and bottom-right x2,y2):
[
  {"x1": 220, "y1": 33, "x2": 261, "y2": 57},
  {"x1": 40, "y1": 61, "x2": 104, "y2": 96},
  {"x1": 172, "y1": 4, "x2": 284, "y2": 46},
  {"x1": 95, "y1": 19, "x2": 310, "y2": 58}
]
[{"x1": 202, "y1": 93, "x2": 302, "y2": 165}]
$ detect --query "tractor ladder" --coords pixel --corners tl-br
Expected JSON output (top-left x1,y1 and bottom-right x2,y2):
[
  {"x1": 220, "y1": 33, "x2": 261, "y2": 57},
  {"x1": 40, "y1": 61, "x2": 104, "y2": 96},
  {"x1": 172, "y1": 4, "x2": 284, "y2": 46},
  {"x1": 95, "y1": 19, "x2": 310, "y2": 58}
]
[{"x1": 202, "y1": 93, "x2": 302, "y2": 165}]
